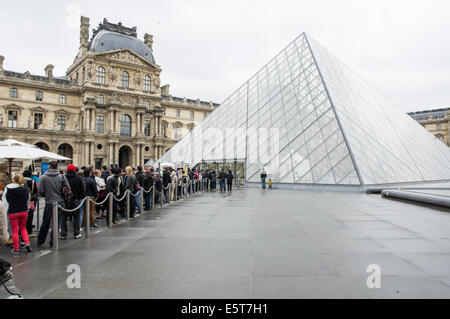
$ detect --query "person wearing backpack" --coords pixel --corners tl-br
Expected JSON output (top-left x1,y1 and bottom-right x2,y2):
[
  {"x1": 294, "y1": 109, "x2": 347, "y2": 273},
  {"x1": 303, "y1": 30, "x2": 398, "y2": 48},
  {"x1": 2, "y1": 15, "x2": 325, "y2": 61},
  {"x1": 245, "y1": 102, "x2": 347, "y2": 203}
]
[
  {"x1": 82, "y1": 169, "x2": 98, "y2": 229},
  {"x1": 62, "y1": 165, "x2": 85, "y2": 239},
  {"x1": 37, "y1": 161, "x2": 68, "y2": 247}
]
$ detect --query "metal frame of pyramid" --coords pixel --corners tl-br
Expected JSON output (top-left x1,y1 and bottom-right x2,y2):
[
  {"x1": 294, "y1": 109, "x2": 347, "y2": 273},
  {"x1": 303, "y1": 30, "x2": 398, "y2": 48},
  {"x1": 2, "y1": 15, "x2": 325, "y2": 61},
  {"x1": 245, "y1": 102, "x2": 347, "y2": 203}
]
[{"x1": 149, "y1": 33, "x2": 450, "y2": 188}]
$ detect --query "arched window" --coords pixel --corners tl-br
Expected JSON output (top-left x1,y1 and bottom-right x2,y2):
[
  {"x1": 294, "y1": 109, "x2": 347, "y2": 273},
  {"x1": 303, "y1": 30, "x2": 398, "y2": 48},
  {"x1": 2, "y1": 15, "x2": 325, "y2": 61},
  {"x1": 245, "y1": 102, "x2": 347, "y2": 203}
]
[
  {"x1": 96, "y1": 66, "x2": 106, "y2": 84},
  {"x1": 120, "y1": 114, "x2": 131, "y2": 136},
  {"x1": 121, "y1": 71, "x2": 129, "y2": 88},
  {"x1": 98, "y1": 94, "x2": 104, "y2": 104},
  {"x1": 143, "y1": 75, "x2": 151, "y2": 91}
]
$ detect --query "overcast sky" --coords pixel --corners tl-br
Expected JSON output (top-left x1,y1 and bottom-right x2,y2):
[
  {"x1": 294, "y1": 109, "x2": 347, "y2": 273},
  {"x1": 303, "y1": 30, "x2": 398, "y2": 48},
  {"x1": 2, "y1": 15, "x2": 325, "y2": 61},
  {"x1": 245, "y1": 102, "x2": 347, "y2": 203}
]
[{"x1": 1, "y1": 0, "x2": 449, "y2": 112}]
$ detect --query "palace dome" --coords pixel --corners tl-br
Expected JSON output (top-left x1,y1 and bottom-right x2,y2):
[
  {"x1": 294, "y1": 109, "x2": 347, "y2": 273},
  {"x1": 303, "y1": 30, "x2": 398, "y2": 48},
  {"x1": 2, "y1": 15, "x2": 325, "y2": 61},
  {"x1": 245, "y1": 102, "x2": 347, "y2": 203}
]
[{"x1": 89, "y1": 30, "x2": 155, "y2": 64}]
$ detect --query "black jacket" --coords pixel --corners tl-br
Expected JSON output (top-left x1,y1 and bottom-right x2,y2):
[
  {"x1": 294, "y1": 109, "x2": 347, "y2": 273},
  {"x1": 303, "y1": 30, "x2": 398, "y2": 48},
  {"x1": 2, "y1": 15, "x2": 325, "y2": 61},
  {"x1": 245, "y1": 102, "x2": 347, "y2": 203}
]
[
  {"x1": 136, "y1": 172, "x2": 145, "y2": 188},
  {"x1": 226, "y1": 173, "x2": 233, "y2": 184},
  {"x1": 106, "y1": 175, "x2": 118, "y2": 195},
  {"x1": 219, "y1": 171, "x2": 226, "y2": 180},
  {"x1": 162, "y1": 171, "x2": 171, "y2": 187},
  {"x1": 25, "y1": 178, "x2": 38, "y2": 200},
  {"x1": 66, "y1": 171, "x2": 85, "y2": 200},
  {"x1": 143, "y1": 174, "x2": 153, "y2": 191},
  {"x1": 5, "y1": 186, "x2": 29, "y2": 214},
  {"x1": 154, "y1": 177, "x2": 163, "y2": 192},
  {"x1": 83, "y1": 176, "x2": 98, "y2": 198}
]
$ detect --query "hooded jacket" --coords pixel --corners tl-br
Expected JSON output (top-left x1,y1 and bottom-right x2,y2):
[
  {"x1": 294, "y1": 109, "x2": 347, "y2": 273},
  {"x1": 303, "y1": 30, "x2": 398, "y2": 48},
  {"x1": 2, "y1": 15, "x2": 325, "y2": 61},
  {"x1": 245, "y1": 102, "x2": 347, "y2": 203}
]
[
  {"x1": 38, "y1": 168, "x2": 65, "y2": 204},
  {"x1": 3, "y1": 184, "x2": 30, "y2": 214}
]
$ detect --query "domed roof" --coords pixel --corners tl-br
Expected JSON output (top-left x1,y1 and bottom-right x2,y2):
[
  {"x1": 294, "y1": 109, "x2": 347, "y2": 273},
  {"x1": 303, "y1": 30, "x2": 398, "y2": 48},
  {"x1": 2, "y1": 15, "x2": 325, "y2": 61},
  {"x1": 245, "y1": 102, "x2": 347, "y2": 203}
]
[{"x1": 89, "y1": 30, "x2": 155, "y2": 64}]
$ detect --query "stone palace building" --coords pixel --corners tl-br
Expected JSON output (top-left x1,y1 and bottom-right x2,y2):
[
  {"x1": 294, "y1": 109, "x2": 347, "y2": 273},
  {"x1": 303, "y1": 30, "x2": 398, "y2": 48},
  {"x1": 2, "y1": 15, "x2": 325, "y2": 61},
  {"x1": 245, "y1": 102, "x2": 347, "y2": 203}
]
[
  {"x1": 0, "y1": 17, "x2": 218, "y2": 169},
  {"x1": 408, "y1": 107, "x2": 449, "y2": 147}
]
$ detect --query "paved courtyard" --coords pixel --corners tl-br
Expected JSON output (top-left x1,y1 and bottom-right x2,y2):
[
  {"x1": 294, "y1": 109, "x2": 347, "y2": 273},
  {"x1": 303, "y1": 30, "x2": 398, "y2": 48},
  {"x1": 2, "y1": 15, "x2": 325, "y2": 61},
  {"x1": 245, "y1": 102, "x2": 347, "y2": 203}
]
[{"x1": 1, "y1": 188, "x2": 450, "y2": 298}]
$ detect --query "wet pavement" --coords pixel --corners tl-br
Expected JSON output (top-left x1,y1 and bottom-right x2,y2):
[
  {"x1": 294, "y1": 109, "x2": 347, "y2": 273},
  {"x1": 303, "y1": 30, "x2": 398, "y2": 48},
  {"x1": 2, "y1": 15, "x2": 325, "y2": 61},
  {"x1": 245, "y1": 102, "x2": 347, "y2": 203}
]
[{"x1": 1, "y1": 188, "x2": 449, "y2": 298}]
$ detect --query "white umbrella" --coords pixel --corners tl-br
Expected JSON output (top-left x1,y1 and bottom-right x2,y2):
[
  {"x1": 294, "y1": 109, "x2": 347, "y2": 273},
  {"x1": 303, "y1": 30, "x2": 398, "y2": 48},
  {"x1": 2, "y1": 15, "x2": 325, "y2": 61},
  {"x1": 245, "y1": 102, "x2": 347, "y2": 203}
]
[{"x1": 0, "y1": 139, "x2": 71, "y2": 176}]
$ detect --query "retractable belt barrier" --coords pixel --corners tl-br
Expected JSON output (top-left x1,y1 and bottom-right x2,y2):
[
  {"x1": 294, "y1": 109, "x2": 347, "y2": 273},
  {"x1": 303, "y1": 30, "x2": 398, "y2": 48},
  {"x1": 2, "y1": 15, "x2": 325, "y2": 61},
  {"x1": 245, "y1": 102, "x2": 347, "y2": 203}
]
[{"x1": 50, "y1": 179, "x2": 208, "y2": 251}]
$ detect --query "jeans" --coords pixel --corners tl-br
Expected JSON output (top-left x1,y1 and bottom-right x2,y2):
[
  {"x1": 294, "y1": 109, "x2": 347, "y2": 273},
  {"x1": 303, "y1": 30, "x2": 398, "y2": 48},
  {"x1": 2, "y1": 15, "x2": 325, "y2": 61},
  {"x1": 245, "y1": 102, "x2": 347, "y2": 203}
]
[
  {"x1": 60, "y1": 208, "x2": 81, "y2": 237},
  {"x1": 219, "y1": 179, "x2": 225, "y2": 191},
  {"x1": 144, "y1": 190, "x2": 151, "y2": 210},
  {"x1": 261, "y1": 178, "x2": 266, "y2": 189},
  {"x1": 136, "y1": 192, "x2": 141, "y2": 213},
  {"x1": 163, "y1": 188, "x2": 169, "y2": 203},
  {"x1": 38, "y1": 201, "x2": 64, "y2": 246}
]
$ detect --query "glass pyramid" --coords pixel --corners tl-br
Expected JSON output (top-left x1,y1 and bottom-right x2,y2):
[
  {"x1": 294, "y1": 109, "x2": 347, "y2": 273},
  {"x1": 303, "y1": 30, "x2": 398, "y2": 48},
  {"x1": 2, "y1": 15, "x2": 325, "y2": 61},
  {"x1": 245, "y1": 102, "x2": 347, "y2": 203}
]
[{"x1": 153, "y1": 33, "x2": 450, "y2": 186}]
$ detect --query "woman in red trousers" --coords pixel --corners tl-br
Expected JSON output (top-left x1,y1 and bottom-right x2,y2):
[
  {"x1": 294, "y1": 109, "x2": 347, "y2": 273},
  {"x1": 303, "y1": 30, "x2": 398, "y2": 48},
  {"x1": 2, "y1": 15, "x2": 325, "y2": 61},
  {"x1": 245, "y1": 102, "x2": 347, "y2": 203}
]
[{"x1": 2, "y1": 174, "x2": 32, "y2": 254}]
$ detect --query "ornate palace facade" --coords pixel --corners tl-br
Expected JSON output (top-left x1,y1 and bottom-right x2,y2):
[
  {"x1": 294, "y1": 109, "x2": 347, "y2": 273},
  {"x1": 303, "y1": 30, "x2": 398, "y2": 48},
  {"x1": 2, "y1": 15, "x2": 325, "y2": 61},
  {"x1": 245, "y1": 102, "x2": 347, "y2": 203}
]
[
  {"x1": 408, "y1": 107, "x2": 449, "y2": 147},
  {"x1": 0, "y1": 17, "x2": 218, "y2": 169}
]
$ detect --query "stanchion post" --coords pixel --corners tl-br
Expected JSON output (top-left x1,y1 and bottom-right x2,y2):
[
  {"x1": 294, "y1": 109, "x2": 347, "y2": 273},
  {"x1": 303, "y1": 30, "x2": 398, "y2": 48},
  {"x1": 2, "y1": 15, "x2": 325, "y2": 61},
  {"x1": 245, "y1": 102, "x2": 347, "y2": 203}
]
[
  {"x1": 52, "y1": 202, "x2": 58, "y2": 251},
  {"x1": 168, "y1": 184, "x2": 171, "y2": 204},
  {"x1": 108, "y1": 193, "x2": 113, "y2": 228},
  {"x1": 151, "y1": 187, "x2": 155, "y2": 212},
  {"x1": 140, "y1": 189, "x2": 144, "y2": 216},
  {"x1": 85, "y1": 197, "x2": 91, "y2": 238},
  {"x1": 126, "y1": 191, "x2": 130, "y2": 220},
  {"x1": 160, "y1": 188, "x2": 163, "y2": 208}
]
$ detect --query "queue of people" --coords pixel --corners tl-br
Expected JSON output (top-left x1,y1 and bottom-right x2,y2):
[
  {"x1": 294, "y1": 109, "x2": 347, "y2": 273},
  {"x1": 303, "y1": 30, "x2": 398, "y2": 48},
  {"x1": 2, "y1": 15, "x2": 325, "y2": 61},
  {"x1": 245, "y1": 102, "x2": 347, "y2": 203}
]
[{"x1": 0, "y1": 161, "x2": 237, "y2": 254}]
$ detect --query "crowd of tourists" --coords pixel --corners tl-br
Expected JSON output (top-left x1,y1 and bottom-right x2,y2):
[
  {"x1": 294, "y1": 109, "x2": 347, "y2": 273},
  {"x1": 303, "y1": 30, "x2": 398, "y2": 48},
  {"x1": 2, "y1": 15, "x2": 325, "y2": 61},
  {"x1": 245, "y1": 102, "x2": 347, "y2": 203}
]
[{"x1": 0, "y1": 161, "x2": 236, "y2": 254}]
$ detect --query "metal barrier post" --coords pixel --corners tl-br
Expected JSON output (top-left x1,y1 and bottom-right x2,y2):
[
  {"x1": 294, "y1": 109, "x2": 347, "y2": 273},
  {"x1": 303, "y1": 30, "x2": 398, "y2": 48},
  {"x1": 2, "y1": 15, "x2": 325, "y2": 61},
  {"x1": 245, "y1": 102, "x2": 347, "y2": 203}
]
[
  {"x1": 207, "y1": 179, "x2": 210, "y2": 191},
  {"x1": 168, "y1": 184, "x2": 171, "y2": 204},
  {"x1": 151, "y1": 187, "x2": 155, "y2": 212},
  {"x1": 85, "y1": 197, "x2": 91, "y2": 238},
  {"x1": 52, "y1": 202, "x2": 58, "y2": 251},
  {"x1": 140, "y1": 189, "x2": 144, "y2": 215},
  {"x1": 108, "y1": 193, "x2": 113, "y2": 227},
  {"x1": 126, "y1": 191, "x2": 130, "y2": 220},
  {"x1": 160, "y1": 188, "x2": 163, "y2": 208},
  {"x1": 36, "y1": 200, "x2": 40, "y2": 231}
]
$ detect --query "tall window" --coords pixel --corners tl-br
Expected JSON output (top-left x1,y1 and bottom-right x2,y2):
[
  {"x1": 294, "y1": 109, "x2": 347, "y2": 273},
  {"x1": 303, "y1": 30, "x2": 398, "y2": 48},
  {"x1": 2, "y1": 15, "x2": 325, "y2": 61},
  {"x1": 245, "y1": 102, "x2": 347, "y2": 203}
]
[
  {"x1": 36, "y1": 90, "x2": 43, "y2": 101},
  {"x1": 143, "y1": 75, "x2": 151, "y2": 91},
  {"x1": 145, "y1": 101, "x2": 150, "y2": 110},
  {"x1": 175, "y1": 127, "x2": 181, "y2": 139},
  {"x1": 162, "y1": 108, "x2": 166, "y2": 116},
  {"x1": 8, "y1": 111, "x2": 17, "y2": 127},
  {"x1": 96, "y1": 66, "x2": 106, "y2": 84},
  {"x1": 10, "y1": 88, "x2": 17, "y2": 99},
  {"x1": 57, "y1": 115, "x2": 66, "y2": 131},
  {"x1": 120, "y1": 114, "x2": 131, "y2": 136},
  {"x1": 34, "y1": 113, "x2": 43, "y2": 129},
  {"x1": 176, "y1": 109, "x2": 180, "y2": 117},
  {"x1": 121, "y1": 71, "x2": 129, "y2": 88},
  {"x1": 144, "y1": 120, "x2": 151, "y2": 136},
  {"x1": 190, "y1": 111, "x2": 194, "y2": 119},
  {"x1": 97, "y1": 115, "x2": 104, "y2": 134},
  {"x1": 98, "y1": 94, "x2": 104, "y2": 104},
  {"x1": 59, "y1": 94, "x2": 66, "y2": 104},
  {"x1": 161, "y1": 124, "x2": 166, "y2": 137}
]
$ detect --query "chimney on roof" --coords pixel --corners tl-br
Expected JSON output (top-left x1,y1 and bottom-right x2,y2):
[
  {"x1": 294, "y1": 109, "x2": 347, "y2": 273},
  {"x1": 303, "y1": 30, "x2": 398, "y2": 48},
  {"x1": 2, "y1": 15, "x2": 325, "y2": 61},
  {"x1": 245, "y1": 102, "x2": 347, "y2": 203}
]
[
  {"x1": 144, "y1": 33, "x2": 153, "y2": 51},
  {"x1": 79, "y1": 16, "x2": 90, "y2": 57},
  {"x1": 0, "y1": 55, "x2": 4, "y2": 73},
  {"x1": 161, "y1": 84, "x2": 170, "y2": 96},
  {"x1": 45, "y1": 64, "x2": 54, "y2": 79}
]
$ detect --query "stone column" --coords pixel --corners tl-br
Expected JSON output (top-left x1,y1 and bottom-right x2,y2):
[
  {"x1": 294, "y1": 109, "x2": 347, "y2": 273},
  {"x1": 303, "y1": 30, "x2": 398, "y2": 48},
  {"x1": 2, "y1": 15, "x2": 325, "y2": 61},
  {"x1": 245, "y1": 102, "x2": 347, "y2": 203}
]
[
  {"x1": 85, "y1": 142, "x2": 90, "y2": 166},
  {"x1": 109, "y1": 143, "x2": 114, "y2": 166},
  {"x1": 135, "y1": 114, "x2": 139, "y2": 137},
  {"x1": 136, "y1": 144, "x2": 140, "y2": 167},
  {"x1": 91, "y1": 109, "x2": 95, "y2": 132},
  {"x1": 109, "y1": 110, "x2": 114, "y2": 133},
  {"x1": 116, "y1": 111, "x2": 121, "y2": 134},
  {"x1": 90, "y1": 141, "x2": 95, "y2": 166}
]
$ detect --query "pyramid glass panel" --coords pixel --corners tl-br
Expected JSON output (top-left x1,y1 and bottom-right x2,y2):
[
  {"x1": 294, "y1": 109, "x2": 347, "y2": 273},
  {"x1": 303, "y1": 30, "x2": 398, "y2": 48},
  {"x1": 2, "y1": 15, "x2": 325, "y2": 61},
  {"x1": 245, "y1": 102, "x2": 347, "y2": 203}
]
[{"x1": 152, "y1": 33, "x2": 450, "y2": 187}]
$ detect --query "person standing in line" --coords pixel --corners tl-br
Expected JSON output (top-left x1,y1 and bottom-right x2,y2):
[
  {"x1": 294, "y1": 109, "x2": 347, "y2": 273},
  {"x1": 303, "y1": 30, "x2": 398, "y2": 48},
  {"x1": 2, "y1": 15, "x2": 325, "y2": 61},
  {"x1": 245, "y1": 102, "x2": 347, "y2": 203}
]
[
  {"x1": 37, "y1": 161, "x2": 67, "y2": 247},
  {"x1": 125, "y1": 166, "x2": 138, "y2": 218},
  {"x1": 94, "y1": 169, "x2": 106, "y2": 218},
  {"x1": 2, "y1": 174, "x2": 32, "y2": 253},
  {"x1": 260, "y1": 168, "x2": 267, "y2": 189},
  {"x1": 106, "y1": 168, "x2": 119, "y2": 227},
  {"x1": 135, "y1": 166, "x2": 145, "y2": 214},
  {"x1": 210, "y1": 170, "x2": 217, "y2": 190},
  {"x1": 82, "y1": 169, "x2": 98, "y2": 228},
  {"x1": 170, "y1": 169, "x2": 177, "y2": 201},
  {"x1": 62, "y1": 165, "x2": 85, "y2": 239},
  {"x1": 218, "y1": 169, "x2": 226, "y2": 192},
  {"x1": 143, "y1": 169, "x2": 153, "y2": 210},
  {"x1": 162, "y1": 167, "x2": 171, "y2": 203},
  {"x1": 226, "y1": 170, "x2": 234, "y2": 193},
  {"x1": 23, "y1": 169, "x2": 38, "y2": 237}
]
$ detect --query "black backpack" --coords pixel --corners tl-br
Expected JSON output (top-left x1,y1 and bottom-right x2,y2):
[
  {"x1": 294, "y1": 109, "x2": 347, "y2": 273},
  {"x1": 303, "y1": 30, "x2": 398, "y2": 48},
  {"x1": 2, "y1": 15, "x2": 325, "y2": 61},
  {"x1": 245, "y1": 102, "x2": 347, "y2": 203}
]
[{"x1": 61, "y1": 176, "x2": 74, "y2": 207}]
